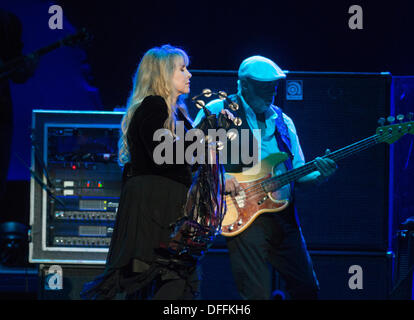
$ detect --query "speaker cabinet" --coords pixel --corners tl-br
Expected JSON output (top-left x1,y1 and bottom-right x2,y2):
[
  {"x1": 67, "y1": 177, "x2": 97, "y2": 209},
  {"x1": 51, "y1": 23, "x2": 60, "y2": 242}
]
[
  {"x1": 308, "y1": 251, "x2": 392, "y2": 300},
  {"x1": 199, "y1": 249, "x2": 241, "y2": 300},
  {"x1": 281, "y1": 72, "x2": 392, "y2": 250},
  {"x1": 200, "y1": 249, "x2": 392, "y2": 300}
]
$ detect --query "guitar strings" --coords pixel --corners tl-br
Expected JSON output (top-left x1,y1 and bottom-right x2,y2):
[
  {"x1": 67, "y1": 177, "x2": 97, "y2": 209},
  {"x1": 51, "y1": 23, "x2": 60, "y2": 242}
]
[
  {"x1": 223, "y1": 133, "x2": 380, "y2": 210},
  {"x1": 231, "y1": 134, "x2": 379, "y2": 197},
  {"x1": 223, "y1": 132, "x2": 391, "y2": 211},
  {"x1": 261, "y1": 133, "x2": 381, "y2": 192}
]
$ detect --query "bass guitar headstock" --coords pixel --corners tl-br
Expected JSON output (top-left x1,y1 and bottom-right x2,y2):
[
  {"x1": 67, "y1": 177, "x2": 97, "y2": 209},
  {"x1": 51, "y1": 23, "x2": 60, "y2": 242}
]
[{"x1": 376, "y1": 113, "x2": 413, "y2": 144}]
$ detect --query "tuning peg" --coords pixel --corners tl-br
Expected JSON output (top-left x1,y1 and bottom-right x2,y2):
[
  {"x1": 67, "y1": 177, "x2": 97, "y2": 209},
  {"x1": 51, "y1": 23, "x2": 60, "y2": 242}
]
[
  {"x1": 202, "y1": 88, "x2": 212, "y2": 98},
  {"x1": 396, "y1": 114, "x2": 404, "y2": 122},
  {"x1": 195, "y1": 100, "x2": 205, "y2": 109},
  {"x1": 218, "y1": 91, "x2": 227, "y2": 100},
  {"x1": 233, "y1": 117, "x2": 242, "y2": 126},
  {"x1": 387, "y1": 116, "x2": 395, "y2": 123},
  {"x1": 378, "y1": 117, "x2": 386, "y2": 126},
  {"x1": 395, "y1": 115, "x2": 405, "y2": 132},
  {"x1": 229, "y1": 102, "x2": 239, "y2": 111}
]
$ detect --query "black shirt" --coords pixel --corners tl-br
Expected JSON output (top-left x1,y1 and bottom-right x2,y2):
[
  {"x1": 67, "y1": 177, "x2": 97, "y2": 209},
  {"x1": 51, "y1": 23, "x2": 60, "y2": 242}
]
[{"x1": 126, "y1": 95, "x2": 194, "y2": 187}]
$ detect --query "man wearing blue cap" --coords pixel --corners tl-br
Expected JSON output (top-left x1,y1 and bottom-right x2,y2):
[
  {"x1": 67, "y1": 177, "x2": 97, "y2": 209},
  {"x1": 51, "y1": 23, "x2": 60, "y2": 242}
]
[{"x1": 193, "y1": 55, "x2": 337, "y2": 300}]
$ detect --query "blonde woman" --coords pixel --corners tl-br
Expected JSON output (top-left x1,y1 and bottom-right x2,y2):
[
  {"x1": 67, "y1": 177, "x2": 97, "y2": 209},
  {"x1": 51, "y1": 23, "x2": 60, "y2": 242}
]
[{"x1": 82, "y1": 45, "x2": 200, "y2": 300}]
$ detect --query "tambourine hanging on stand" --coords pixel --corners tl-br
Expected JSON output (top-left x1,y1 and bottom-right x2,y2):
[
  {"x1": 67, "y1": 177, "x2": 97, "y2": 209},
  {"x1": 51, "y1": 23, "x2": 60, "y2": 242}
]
[
  {"x1": 165, "y1": 89, "x2": 242, "y2": 259},
  {"x1": 192, "y1": 88, "x2": 242, "y2": 146}
]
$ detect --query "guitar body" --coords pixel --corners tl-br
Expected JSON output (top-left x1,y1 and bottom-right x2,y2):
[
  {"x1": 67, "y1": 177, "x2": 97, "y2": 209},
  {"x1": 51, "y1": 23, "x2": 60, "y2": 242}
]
[{"x1": 222, "y1": 152, "x2": 292, "y2": 237}]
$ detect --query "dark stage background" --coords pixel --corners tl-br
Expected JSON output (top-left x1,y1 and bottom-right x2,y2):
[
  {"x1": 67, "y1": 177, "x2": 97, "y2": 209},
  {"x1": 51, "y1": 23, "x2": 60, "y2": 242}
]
[
  {"x1": 0, "y1": 0, "x2": 413, "y2": 300},
  {"x1": 57, "y1": 0, "x2": 414, "y2": 108},
  {"x1": 3, "y1": 0, "x2": 414, "y2": 182}
]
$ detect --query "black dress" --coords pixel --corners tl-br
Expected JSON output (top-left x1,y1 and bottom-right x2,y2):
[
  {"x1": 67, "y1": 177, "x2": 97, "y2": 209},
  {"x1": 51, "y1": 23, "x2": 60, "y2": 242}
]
[{"x1": 81, "y1": 95, "x2": 198, "y2": 300}]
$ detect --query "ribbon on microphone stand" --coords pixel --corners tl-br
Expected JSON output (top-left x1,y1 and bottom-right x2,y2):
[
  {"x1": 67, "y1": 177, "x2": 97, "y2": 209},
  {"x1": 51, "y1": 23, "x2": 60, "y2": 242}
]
[{"x1": 159, "y1": 106, "x2": 233, "y2": 261}]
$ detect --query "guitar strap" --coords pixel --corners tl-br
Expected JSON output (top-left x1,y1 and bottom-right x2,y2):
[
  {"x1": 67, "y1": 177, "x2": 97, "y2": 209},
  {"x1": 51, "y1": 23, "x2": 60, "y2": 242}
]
[{"x1": 272, "y1": 106, "x2": 295, "y2": 195}]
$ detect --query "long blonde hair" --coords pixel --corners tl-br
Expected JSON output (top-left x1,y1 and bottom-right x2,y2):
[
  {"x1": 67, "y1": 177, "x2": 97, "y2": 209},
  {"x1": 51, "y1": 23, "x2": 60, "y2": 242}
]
[{"x1": 118, "y1": 44, "x2": 190, "y2": 166}]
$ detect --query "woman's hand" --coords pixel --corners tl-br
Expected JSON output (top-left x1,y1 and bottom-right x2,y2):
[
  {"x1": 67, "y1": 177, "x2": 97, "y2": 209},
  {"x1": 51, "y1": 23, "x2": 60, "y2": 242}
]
[
  {"x1": 220, "y1": 108, "x2": 235, "y2": 121},
  {"x1": 217, "y1": 108, "x2": 236, "y2": 131}
]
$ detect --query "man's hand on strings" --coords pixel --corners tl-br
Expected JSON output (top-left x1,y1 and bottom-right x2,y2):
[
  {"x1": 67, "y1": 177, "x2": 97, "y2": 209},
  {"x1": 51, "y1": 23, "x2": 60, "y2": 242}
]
[{"x1": 314, "y1": 149, "x2": 338, "y2": 182}]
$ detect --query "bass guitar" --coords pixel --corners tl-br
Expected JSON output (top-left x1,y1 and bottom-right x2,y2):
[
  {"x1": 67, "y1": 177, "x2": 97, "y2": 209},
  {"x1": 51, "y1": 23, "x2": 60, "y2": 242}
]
[{"x1": 221, "y1": 115, "x2": 413, "y2": 237}]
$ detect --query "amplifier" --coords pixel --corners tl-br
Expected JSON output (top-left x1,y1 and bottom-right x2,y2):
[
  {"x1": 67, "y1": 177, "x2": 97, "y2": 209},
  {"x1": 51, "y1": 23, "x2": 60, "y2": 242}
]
[
  {"x1": 281, "y1": 72, "x2": 392, "y2": 251},
  {"x1": 199, "y1": 249, "x2": 393, "y2": 300},
  {"x1": 29, "y1": 110, "x2": 124, "y2": 264}
]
